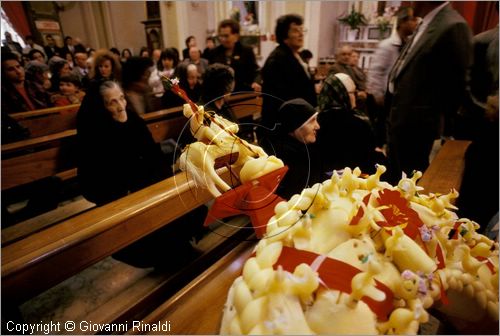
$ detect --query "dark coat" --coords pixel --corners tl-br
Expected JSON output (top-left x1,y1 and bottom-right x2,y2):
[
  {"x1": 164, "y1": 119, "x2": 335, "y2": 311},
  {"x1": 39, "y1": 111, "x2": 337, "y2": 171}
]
[
  {"x1": 77, "y1": 90, "x2": 170, "y2": 205},
  {"x1": 317, "y1": 73, "x2": 384, "y2": 174},
  {"x1": 387, "y1": 4, "x2": 472, "y2": 177},
  {"x1": 208, "y1": 41, "x2": 259, "y2": 92},
  {"x1": 260, "y1": 44, "x2": 317, "y2": 130},
  {"x1": 44, "y1": 45, "x2": 63, "y2": 60},
  {"x1": 1, "y1": 80, "x2": 50, "y2": 114},
  {"x1": 261, "y1": 133, "x2": 324, "y2": 200}
]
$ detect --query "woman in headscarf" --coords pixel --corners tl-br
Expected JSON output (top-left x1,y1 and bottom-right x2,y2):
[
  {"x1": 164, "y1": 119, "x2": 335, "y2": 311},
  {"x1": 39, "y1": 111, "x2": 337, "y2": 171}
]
[
  {"x1": 316, "y1": 72, "x2": 385, "y2": 174},
  {"x1": 260, "y1": 98, "x2": 322, "y2": 199},
  {"x1": 76, "y1": 80, "x2": 205, "y2": 268},
  {"x1": 77, "y1": 80, "x2": 169, "y2": 204}
]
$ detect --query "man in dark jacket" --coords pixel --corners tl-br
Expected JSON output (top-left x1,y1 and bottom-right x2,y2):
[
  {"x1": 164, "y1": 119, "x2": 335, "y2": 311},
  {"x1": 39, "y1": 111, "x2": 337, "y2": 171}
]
[
  {"x1": 260, "y1": 14, "x2": 317, "y2": 134},
  {"x1": 208, "y1": 19, "x2": 260, "y2": 93},
  {"x1": 386, "y1": 1, "x2": 472, "y2": 181}
]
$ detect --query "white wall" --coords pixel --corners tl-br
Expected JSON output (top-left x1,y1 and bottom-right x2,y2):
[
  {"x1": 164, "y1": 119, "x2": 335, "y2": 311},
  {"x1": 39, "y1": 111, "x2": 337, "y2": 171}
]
[
  {"x1": 59, "y1": 1, "x2": 146, "y2": 54},
  {"x1": 317, "y1": 1, "x2": 350, "y2": 59},
  {"x1": 106, "y1": 1, "x2": 147, "y2": 55},
  {"x1": 58, "y1": 1, "x2": 354, "y2": 63}
]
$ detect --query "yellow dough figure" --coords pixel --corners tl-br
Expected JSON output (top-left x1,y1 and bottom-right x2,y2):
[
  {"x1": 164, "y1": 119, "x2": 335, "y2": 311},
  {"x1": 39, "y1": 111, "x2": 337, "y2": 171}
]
[{"x1": 220, "y1": 166, "x2": 499, "y2": 334}]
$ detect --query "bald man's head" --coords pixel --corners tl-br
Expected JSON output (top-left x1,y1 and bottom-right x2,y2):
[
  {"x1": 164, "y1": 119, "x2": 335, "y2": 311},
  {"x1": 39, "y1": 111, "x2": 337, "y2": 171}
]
[{"x1": 337, "y1": 45, "x2": 353, "y2": 65}]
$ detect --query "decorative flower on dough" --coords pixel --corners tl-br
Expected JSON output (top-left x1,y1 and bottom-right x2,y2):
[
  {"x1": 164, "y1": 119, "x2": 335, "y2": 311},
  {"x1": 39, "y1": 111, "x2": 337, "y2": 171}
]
[{"x1": 376, "y1": 189, "x2": 424, "y2": 237}]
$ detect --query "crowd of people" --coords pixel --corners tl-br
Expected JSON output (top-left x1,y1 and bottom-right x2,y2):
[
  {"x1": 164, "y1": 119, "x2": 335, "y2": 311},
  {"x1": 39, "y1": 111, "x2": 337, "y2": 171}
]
[{"x1": 2, "y1": 2, "x2": 498, "y2": 265}]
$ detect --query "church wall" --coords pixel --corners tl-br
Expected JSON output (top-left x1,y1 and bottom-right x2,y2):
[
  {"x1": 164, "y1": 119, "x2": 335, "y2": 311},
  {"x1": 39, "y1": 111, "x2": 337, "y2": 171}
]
[
  {"x1": 56, "y1": 1, "x2": 356, "y2": 65},
  {"x1": 106, "y1": 1, "x2": 147, "y2": 55}
]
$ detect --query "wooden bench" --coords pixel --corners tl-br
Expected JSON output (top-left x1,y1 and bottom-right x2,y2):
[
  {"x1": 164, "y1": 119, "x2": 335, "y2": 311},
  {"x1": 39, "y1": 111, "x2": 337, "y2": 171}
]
[
  {"x1": 10, "y1": 104, "x2": 80, "y2": 138},
  {"x1": 2, "y1": 93, "x2": 262, "y2": 192},
  {"x1": 417, "y1": 140, "x2": 472, "y2": 195},
  {"x1": 8, "y1": 92, "x2": 262, "y2": 139},
  {"x1": 134, "y1": 140, "x2": 474, "y2": 335},
  {"x1": 1, "y1": 167, "x2": 241, "y2": 306}
]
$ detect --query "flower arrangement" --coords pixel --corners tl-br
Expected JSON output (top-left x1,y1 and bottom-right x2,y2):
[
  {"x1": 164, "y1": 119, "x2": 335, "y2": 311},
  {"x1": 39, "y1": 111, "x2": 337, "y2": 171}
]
[
  {"x1": 230, "y1": 7, "x2": 240, "y2": 23},
  {"x1": 338, "y1": 4, "x2": 368, "y2": 30},
  {"x1": 372, "y1": 6, "x2": 398, "y2": 37}
]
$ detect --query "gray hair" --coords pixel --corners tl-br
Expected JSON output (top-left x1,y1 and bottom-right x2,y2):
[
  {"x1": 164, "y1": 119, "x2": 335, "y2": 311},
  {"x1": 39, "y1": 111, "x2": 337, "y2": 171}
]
[
  {"x1": 99, "y1": 80, "x2": 122, "y2": 98},
  {"x1": 25, "y1": 61, "x2": 49, "y2": 80}
]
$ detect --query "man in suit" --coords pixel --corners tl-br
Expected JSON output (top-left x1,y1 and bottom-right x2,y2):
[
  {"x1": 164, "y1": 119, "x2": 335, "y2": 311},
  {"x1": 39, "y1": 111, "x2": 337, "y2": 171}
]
[
  {"x1": 386, "y1": 1, "x2": 472, "y2": 182},
  {"x1": 208, "y1": 19, "x2": 260, "y2": 93},
  {"x1": 43, "y1": 34, "x2": 62, "y2": 60}
]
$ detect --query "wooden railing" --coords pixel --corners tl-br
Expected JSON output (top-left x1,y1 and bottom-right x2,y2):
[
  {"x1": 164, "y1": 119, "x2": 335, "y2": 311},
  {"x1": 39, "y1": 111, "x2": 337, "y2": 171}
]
[
  {"x1": 1, "y1": 168, "x2": 235, "y2": 305},
  {"x1": 1, "y1": 93, "x2": 263, "y2": 305}
]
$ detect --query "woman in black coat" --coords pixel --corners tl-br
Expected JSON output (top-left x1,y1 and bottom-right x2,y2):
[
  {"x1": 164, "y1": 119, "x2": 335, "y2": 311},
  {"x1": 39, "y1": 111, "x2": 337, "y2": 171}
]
[
  {"x1": 77, "y1": 80, "x2": 169, "y2": 205},
  {"x1": 260, "y1": 98, "x2": 323, "y2": 200},
  {"x1": 77, "y1": 81, "x2": 205, "y2": 268}
]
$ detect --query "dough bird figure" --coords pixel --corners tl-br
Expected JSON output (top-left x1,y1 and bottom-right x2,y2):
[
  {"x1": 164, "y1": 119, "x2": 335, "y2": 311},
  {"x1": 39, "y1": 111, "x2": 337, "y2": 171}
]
[
  {"x1": 220, "y1": 166, "x2": 499, "y2": 334},
  {"x1": 161, "y1": 76, "x2": 284, "y2": 197}
]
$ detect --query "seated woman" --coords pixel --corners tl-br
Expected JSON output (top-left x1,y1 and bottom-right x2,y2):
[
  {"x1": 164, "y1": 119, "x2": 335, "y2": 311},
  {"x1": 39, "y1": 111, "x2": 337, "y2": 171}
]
[
  {"x1": 316, "y1": 72, "x2": 385, "y2": 175},
  {"x1": 179, "y1": 63, "x2": 202, "y2": 103},
  {"x1": 77, "y1": 81, "x2": 205, "y2": 268},
  {"x1": 260, "y1": 98, "x2": 323, "y2": 199},
  {"x1": 200, "y1": 63, "x2": 237, "y2": 121},
  {"x1": 88, "y1": 49, "x2": 122, "y2": 89},
  {"x1": 150, "y1": 47, "x2": 179, "y2": 99}
]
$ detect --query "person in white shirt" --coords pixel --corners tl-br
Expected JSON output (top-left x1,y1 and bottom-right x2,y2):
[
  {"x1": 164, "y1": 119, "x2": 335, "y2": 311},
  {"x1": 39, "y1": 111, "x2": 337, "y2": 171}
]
[{"x1": 366, "y1": 7, "x2": 417, "y2": 146}]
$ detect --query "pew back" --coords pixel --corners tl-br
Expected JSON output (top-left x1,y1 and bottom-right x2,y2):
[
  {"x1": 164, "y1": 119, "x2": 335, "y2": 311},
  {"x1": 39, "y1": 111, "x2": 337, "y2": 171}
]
[{"x1": 1, "y1": 168, "x2": 233, "y2": 304}]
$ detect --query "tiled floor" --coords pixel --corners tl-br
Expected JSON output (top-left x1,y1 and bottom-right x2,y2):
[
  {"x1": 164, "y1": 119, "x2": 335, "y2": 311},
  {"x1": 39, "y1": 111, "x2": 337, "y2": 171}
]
[{"x1": 20, "y1": 257, "x2": 152, "y2": 334}]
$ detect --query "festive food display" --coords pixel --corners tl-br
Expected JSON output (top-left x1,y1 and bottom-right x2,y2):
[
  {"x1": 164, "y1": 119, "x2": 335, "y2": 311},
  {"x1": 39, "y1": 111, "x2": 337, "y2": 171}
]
[
  {"x1": 162, "y1": 77, "x2": 498, "y2": 334},
  {"x1": 178, "y1": 103, "x2": 283, "y2": 197},
  {"x1": 219, "y1": 166, "x2": 499, "y2": 334}
]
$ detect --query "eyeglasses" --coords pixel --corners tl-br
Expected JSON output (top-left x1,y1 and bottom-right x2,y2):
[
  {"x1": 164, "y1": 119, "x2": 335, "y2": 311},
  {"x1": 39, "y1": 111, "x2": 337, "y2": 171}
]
[
  {"x1": 290, "y1": 27, "x2": 308, "y2": 34},
  {"x1": 218, "y1": 34, "x2": 231, "y2": 39}
]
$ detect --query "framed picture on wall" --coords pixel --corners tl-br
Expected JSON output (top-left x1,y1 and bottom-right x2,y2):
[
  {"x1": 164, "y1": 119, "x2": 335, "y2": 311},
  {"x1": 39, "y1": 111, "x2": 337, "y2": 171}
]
[
  {"x1": 367, "y1": 26, "x2": 392, "y2": 40},
  {"x1": 41, "y1": 32, "x2": 63, "y2": 48}
]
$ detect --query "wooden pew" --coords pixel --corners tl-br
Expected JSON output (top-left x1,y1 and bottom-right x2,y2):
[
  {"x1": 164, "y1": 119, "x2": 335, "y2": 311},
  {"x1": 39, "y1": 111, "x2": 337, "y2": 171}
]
[
  {"x1": 1, "y1": 110, "x2": 185, "y2": 192},
  {"x1": 10, "y1": 104, "x2": 80, "y2": 138},
  {"x1": 417, "y1": 140, "x2": 472, "y2": 195},
  {"x1": 134, "y1": 140, "x2": 474, "y2": 335},
  {"x1": 1, "y1": 93, "x2": 263, "y2": 255},
  {"x1": 8, "y1": 92, "x2": 262, "y2": 139},
  {"x1": 1, "y1": 168, "x2": 238, "y2": 305},
  {"x1": 2, "y1": 93, "x2": 262, "y2": 192}
]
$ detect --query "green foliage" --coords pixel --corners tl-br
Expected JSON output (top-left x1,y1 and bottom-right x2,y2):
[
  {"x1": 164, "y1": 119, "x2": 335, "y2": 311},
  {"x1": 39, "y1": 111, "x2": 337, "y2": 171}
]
[{"x1": 338, "y1": 5, "x2": 368, "y2": 30}]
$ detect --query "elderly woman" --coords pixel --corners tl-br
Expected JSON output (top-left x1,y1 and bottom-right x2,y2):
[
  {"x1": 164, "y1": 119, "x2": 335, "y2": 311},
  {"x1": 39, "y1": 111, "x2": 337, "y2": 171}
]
[
  {"x1": 77, "y1": 81, "x2": 204, "y2": 268},
  {"x1": 260, "y1": 98, "x2": 322, "y2": 199},
  {"x1": 77, "y1": 81, "x2": 167, "y2": 204},
  {"x1": 316, "y1": 72, "x2": 384, "y2": 174}
]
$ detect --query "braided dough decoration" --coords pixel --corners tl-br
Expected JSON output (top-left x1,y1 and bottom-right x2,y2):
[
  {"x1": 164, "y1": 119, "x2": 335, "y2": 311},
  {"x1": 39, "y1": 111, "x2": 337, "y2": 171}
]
[
  {"x1": 179, "y1": 104, "x2": 283, "y2": 197},
  {"x1": 220, "y1": 166, "x2": 499, "y2": 334}
]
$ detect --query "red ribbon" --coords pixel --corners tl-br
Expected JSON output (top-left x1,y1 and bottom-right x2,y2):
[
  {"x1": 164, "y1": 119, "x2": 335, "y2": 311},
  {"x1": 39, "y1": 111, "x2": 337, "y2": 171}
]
[
  {"x1": 204, "y1": 166, "x2": 288, "y2": 238},
  {"x1": 274, "y1": 246, "x2": 394, "y2": 321}
]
